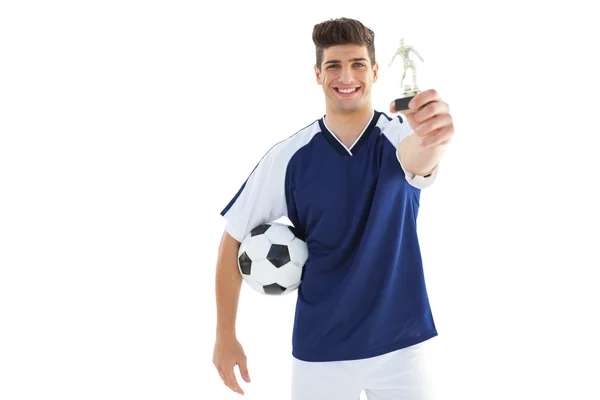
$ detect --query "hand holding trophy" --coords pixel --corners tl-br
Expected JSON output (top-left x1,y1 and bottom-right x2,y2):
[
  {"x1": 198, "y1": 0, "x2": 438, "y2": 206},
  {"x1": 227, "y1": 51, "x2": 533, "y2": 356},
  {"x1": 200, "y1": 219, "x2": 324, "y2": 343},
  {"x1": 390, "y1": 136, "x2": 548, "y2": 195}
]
[
  {"x1": 388, "y1": 38, "x2": 424, "y2": 113},
  {"x1": 388, "y1": 39, "x2": 455, "y2": 148}
]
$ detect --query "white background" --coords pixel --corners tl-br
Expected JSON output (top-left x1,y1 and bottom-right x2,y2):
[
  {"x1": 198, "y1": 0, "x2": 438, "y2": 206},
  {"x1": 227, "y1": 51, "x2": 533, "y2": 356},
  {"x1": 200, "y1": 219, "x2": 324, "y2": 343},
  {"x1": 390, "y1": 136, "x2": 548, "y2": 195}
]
[{"x1": 1, "y1": 0, "x2": 599, "y2": 399}]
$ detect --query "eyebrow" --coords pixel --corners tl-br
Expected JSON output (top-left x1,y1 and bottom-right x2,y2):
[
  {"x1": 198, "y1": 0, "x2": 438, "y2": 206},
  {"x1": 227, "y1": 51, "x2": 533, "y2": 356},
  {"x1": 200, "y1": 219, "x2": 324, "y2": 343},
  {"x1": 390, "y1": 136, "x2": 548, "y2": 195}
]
[{"x1": 324, "y1": 57, "x2": 369, "y2": 65}]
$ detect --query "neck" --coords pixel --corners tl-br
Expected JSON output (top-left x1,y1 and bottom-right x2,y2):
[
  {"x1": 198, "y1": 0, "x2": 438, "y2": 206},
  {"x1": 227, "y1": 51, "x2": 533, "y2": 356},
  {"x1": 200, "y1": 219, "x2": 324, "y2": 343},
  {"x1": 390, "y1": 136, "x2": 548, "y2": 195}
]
[{"x1": 324, "y1": 106, "x2": 374, "y2": 144}]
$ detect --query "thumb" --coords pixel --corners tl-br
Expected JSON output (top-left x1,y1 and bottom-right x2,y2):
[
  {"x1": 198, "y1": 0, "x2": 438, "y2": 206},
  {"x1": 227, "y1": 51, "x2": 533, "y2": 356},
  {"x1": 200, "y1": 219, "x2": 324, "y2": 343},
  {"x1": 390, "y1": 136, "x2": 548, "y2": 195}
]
[{"x1": 238, "y1": 358, "x2": 251, "y2": 382}]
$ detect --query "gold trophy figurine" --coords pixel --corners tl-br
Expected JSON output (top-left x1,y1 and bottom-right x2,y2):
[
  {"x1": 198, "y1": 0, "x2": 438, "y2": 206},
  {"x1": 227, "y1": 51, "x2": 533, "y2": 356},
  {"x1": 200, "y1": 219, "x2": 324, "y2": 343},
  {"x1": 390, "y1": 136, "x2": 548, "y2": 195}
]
[{"x1": 388, "y1": 38, "x2": 424, "y2": 112}]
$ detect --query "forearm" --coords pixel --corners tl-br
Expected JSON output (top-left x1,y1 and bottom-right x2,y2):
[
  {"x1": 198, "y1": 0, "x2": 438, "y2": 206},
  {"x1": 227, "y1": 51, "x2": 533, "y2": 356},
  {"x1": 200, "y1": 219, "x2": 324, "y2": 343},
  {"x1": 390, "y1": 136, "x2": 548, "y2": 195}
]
[
  {"x1": 215, "y1": 231, "x2": 243, "y2": 338},
  {"x1": 398, "y1": 133, "x2": 448, "y2": 176}
]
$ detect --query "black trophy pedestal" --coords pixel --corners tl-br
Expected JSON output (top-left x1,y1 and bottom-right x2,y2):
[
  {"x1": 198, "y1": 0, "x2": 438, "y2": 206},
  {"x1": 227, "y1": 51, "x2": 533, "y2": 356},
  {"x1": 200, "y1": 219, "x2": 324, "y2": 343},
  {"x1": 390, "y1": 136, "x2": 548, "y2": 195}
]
[{"x1": 394, "y1": 96, "x2": 414, "y2": 113}]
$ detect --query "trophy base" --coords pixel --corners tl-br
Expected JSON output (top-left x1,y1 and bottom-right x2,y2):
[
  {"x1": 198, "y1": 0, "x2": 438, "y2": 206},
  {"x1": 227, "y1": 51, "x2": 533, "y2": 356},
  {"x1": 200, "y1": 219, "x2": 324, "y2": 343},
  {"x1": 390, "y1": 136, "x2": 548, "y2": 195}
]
[
  {"x1": 394, "y1": 96, "x2": 414, "y2": 112},
  {"x1": 394, "y1": 88, "x2": 420, "y2": 112}
]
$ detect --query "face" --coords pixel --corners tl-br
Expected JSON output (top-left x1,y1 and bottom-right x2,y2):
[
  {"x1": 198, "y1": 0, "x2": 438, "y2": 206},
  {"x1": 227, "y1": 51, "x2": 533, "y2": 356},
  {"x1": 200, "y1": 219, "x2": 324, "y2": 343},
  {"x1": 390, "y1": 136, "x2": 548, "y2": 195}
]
[{"x1": 314, "y1": 44, "x2": 378, "y2": 113}]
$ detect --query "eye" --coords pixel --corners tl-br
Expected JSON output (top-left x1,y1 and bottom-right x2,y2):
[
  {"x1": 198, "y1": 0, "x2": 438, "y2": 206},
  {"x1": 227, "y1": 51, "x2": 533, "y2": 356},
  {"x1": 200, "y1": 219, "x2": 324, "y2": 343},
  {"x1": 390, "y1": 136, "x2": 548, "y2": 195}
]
[
  {"x1": 327, "y1": 64, "x2": 340, "y2": 69},
  {"x1": 354, "y1": 62, "x2": 365, "y2": 67}
]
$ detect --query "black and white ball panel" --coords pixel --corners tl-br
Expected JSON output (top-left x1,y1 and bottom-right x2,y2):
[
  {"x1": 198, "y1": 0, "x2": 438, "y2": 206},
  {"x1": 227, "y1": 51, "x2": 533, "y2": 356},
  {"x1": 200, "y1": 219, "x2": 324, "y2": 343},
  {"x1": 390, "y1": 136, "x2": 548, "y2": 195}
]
[{"x1": 237, "y1": 222, "x2": 308, "y2": 295}]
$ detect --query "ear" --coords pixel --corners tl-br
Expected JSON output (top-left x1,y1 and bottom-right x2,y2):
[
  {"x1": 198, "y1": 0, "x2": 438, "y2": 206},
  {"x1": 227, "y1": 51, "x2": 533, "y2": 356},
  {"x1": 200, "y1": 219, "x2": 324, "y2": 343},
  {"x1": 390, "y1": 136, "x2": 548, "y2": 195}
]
[
  {"x1": 372, "y1": 62, "x2": 379, "y2": 83},
  {"x1": 314, "y1": 65, "x2": 322, "y2": 85}
]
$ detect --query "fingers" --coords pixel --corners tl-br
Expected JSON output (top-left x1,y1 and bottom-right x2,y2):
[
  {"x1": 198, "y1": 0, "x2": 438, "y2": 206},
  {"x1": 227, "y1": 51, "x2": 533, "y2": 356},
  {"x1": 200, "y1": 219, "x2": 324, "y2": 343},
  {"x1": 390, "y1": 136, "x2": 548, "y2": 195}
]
[
  {"x1": 387, "y1": 88, "x2": 454, "y2": 148},
  {"x1": 419, "y1": 124, "x2": 455, "y2": 148},
  {"x1": 217, "y1": 370, "x2": 228, "y2": 388},
  {"x1": 415, "y1": 113, "x2": 453, "y2": 137},
  {"x1": 224, "y1": 367, "x2": 245, "y2": 395},
  {"x1": 408, "y1": 88, "x2": 442, "y2": 111},
  {"x1": 216, "y1": 363, "x2": 245, "y2": 395},
  {"x1": 389, "y1": 90, "x2": 445, "y2": 117},
  {"x1": 412, "y1": 100, "x2": 449, "y2": 125},
  {"x1": 238, "y1": 358, "x2": 251, "y2": 383}
]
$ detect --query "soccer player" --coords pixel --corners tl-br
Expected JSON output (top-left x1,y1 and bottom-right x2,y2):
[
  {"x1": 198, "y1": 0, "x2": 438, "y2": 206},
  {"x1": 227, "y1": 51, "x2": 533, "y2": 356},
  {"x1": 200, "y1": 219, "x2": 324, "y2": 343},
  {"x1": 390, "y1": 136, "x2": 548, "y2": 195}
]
[{"x1": 213, "y1": 17, "x2": 455, "y2": 399}]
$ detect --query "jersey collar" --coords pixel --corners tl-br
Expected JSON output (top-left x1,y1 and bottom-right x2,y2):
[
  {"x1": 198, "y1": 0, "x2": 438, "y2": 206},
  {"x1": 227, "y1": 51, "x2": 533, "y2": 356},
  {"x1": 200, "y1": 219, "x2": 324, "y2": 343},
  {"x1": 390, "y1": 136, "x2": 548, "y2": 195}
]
[{"x1": 319, "y1": 110, "x2": 380, "y2": 156}]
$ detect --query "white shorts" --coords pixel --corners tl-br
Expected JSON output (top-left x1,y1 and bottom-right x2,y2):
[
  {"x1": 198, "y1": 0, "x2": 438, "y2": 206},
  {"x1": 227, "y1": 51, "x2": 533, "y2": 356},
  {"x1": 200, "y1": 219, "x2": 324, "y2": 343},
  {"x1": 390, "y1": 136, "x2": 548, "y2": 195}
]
[{"x1": 291, "y1": 340, "x2": 438, "y2": 400}]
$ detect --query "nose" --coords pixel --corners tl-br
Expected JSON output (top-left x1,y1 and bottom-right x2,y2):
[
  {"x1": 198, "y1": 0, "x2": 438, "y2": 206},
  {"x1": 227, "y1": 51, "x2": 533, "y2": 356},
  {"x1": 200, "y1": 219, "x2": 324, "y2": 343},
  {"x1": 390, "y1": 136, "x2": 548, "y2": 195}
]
[{"x1": 339, "y1": 66, "x2": 354, "y2": 84}]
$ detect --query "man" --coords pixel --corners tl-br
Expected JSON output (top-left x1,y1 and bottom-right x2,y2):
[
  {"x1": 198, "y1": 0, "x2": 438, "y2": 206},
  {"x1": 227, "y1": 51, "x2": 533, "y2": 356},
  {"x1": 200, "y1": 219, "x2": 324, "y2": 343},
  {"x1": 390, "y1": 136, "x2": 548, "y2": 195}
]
[{"x1": 213, "y1": 17, "x2": 454, "y2": 399}]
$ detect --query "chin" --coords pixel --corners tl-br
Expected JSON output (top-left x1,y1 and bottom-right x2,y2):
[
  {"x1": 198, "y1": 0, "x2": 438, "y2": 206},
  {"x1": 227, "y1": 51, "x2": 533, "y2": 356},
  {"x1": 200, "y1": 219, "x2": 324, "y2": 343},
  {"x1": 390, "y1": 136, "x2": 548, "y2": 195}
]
[{"x1": 336, "y1": 101, "x2": 362, "y2": 111}]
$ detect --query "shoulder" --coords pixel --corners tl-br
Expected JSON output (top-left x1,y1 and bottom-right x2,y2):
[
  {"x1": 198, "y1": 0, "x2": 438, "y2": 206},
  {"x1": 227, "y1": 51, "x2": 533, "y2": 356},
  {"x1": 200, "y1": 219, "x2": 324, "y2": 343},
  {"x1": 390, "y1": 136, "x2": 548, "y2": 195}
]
[
  {"x1": 262, "y1": 118, "x2": 322, "y2": 163},
  {"x1": 375, "y1": 110, "x2": 415, "y2": 145},
  {"x1": 375, "y1": 110, "x2": 410, "y2": 131}
]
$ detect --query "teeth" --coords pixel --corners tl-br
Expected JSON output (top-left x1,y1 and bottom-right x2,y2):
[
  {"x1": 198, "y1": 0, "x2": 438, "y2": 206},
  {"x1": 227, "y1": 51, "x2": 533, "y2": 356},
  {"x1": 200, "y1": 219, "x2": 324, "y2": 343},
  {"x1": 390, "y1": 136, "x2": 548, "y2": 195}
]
[{"x1": 338, "y1": 87, "x2": 358, "y2": 93}]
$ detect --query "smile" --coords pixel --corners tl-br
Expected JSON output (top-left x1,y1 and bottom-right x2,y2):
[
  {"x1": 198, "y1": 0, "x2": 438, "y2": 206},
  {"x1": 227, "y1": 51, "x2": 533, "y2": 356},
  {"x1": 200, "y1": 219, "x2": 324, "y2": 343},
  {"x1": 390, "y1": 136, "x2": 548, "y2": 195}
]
[{"x1": 334, "y1": 87, "x2": 361, "y2": 97}]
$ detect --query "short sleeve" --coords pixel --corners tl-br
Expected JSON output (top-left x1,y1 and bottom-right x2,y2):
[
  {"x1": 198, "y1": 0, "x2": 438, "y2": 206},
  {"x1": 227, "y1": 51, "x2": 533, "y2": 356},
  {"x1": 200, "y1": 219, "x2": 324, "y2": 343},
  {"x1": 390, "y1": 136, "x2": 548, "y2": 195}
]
[
  {"x1": 384, "y1": 113, "x2": 439, "y2": 190},
  {"x1": 219, "y1": 144, "x2": 288, "y2": 243}
]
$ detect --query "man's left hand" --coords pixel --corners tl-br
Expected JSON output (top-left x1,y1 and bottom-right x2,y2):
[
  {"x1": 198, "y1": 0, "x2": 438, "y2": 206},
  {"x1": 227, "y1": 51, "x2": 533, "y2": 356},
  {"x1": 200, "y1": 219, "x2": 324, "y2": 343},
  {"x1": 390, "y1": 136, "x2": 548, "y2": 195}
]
[{"x1": 390, "y1": 89, "x2": 455, "y2": 148}]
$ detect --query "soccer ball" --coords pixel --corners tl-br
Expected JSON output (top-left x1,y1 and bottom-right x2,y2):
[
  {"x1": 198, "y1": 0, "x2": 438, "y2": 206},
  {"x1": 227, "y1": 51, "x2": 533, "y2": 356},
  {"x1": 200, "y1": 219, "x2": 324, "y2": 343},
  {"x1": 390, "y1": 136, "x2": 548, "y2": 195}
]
[{"x1": 237, "y1": 222, "x2": 308, "y2": 295}]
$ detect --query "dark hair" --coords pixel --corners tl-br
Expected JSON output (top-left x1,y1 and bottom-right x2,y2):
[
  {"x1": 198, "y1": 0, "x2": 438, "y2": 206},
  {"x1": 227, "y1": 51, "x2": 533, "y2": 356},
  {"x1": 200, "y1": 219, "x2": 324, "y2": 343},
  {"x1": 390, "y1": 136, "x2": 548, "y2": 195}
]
[{"x1": 312, "y1": 17, "x2": 376, "y2": 70}]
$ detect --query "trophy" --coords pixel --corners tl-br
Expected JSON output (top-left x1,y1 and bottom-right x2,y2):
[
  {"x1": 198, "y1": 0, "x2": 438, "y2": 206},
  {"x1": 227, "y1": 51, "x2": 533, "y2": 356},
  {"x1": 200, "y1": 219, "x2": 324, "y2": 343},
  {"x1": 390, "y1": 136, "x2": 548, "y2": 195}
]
[{"x1": 388, "y1": 38, "x2": 424, "y2": 112}]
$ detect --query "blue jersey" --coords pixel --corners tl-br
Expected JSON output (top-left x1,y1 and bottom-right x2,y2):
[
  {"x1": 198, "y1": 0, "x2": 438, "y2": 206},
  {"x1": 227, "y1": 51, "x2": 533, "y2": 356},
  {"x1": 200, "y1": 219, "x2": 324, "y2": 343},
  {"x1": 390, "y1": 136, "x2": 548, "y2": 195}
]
[{"x1": 220, "y1": 110, "x2": 439, "y2": 362}]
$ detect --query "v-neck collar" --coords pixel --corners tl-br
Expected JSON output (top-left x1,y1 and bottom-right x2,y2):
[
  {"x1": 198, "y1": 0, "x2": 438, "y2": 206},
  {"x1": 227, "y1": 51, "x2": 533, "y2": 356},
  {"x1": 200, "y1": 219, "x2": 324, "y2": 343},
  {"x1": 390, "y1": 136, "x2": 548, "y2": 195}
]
[{"x1": 319, "y1": 110, "x2": 379, "y2": 156}]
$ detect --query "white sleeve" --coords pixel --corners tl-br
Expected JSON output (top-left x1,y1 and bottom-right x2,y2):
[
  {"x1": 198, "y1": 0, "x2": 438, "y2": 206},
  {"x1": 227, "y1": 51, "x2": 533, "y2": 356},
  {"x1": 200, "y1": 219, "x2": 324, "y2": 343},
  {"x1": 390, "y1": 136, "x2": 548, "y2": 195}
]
[
  {"x1": 394, "y1": 114, "x2": 439, "y2": 189},
  {"x1": 219, "y1": 144, "x2": 288, "y2": 243}
]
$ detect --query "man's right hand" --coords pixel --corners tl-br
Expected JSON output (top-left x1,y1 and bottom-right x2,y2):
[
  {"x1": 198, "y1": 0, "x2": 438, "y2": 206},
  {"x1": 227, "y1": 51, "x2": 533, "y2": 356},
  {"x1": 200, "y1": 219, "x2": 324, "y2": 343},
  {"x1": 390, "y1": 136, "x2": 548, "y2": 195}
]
[{"x1": 213, "y1": 335, "x2": 251, "y2": 395}]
